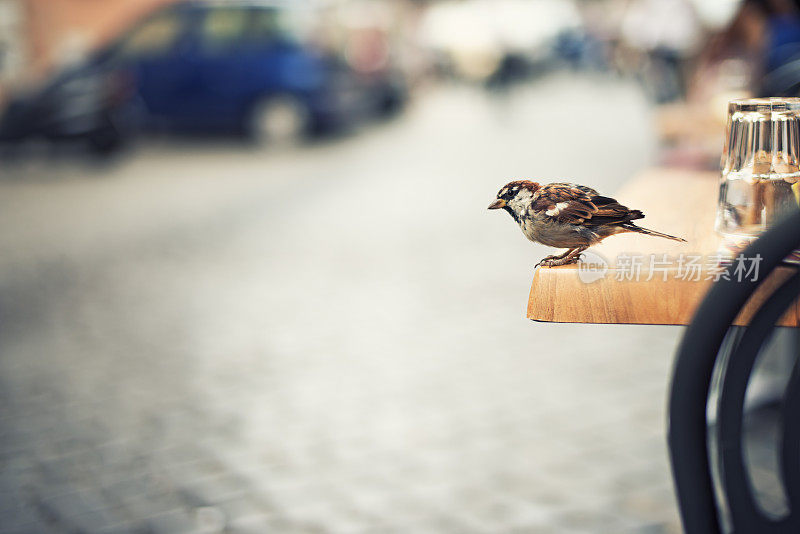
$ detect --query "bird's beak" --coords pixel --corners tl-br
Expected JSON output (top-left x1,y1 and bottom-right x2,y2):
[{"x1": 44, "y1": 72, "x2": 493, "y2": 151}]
[{"x1": 488, "y1": 199, "x2": 506, "y2": 210}]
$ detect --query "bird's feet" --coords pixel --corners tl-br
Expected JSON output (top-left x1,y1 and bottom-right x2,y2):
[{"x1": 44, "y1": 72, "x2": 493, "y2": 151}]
[
  {"x1": 535, "y1": 247, "x2": 587, "y2": 268},
  {"x1": 535, "y1": 254, "x2": 560, "y2": 268},
  {"x1": 537, "y1": 255, "x2": 581, "y2": 267}
]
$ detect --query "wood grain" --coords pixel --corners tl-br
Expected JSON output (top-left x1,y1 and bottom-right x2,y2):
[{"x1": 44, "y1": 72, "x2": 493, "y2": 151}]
[{"x1": 527, "y1": 168, "x2": 800, "y2": 326}]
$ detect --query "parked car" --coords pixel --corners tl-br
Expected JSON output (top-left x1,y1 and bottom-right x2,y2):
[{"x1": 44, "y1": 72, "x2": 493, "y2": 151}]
[{"x1": 0, "y1": 0, "x2": 406, "y2": 152}]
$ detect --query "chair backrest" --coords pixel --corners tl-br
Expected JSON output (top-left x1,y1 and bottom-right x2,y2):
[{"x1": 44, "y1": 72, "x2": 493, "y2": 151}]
[{"x1": 668, "y1": 209, "x2": 800, "y2": 534}]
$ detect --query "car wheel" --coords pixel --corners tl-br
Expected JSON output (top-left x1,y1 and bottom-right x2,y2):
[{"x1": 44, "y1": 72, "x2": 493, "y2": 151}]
[
  {"x1": 87, "y1": 125, "x2": 124, "y2": 156},
  {"x1": 249, "y1": 95, "x2": 309, "y2": 146}
]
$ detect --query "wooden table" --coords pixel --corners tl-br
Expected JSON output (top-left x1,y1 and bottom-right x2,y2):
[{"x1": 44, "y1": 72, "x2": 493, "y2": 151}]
[{"x1": 527, "y1": 167, "x2": 800, "y2": 326}]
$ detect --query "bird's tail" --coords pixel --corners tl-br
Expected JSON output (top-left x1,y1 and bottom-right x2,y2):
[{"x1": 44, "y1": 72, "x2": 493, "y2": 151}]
[{"x1": 621, "y1": 223, "x2": 686, "y2": 242}]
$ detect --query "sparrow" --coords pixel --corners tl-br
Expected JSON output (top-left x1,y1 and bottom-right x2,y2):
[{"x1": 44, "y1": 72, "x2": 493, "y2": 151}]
[{"x1": 489, "y1": 180, "x2": 686, "y2": 267}]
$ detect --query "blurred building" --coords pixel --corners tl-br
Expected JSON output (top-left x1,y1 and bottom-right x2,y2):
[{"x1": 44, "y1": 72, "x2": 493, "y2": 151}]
[
  {"x1": 0, "y1": 0, "x2": 178, "y2": 92},
  {"x1": 0, "y1": 0, "x2": 24, "y2": 103}
]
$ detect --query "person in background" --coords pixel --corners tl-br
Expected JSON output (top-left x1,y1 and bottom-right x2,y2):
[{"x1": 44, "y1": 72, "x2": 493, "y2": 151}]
[
  {"x1": 699, "y1": 0, "x2": 800, "y2": 96},
  {"x1": 655, "y1": 0, "x2": 800, "y2": 169}
]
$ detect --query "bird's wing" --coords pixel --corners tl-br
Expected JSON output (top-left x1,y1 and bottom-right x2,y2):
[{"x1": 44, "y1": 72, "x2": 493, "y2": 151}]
[{"x1": 531, "y1": 183, "x2": 644, "y2": 226}]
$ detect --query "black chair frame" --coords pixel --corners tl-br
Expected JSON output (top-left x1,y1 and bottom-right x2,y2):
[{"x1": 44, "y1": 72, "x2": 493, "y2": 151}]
[{"x1": 668, "y1": 209, "x2": 800, "y2": 534}]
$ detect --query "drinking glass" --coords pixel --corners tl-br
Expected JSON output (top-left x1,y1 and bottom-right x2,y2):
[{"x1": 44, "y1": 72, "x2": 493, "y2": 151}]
[{"x1": 716, "y1": 98, "x2": 800, "y2": 258}]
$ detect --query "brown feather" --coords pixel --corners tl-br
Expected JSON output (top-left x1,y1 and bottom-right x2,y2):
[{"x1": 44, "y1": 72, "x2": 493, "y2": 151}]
[{"x1": 531, "y1": 183, "x2": 643, "y2": 226}]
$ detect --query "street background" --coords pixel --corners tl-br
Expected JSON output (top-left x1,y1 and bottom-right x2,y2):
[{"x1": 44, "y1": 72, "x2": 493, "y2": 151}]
[
  {"x1": 0, "y1": 72, "x2": 686, "y2": 534},
  {"x1": 1, "y1": 0, "x2": 795, "y2": 532}
]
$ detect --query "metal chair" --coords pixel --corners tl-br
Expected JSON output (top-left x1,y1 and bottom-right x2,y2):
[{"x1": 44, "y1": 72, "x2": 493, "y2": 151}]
[{"x1": 668, "y1": 209, "x2": 800, "y2": 534}]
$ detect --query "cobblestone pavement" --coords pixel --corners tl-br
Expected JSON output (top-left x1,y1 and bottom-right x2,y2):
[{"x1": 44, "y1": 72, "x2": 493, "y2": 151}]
[{"x1": 0, "y1": 74, "x2": 690, "y2": 533}]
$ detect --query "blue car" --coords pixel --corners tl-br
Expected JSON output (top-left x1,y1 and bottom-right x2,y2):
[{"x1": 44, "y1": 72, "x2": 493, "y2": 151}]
[{"x1": 0, "y1": 1, "x2": 403, "y2": 150}]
